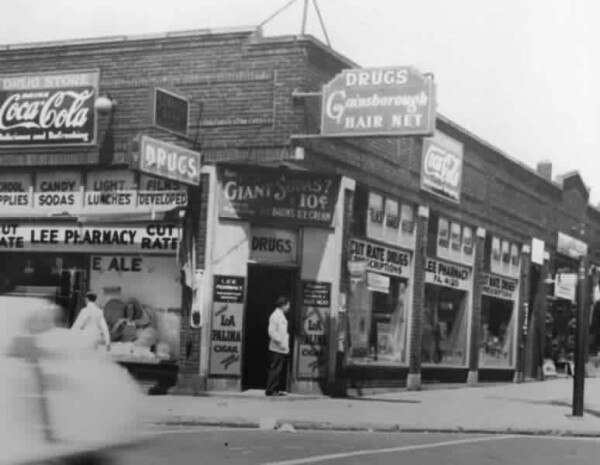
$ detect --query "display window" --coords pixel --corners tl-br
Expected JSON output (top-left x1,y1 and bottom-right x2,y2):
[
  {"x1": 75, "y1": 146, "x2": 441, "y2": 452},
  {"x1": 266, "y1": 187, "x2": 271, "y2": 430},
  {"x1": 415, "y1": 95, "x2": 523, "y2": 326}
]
[
  {"x1": 487, "y1": 235, "x2": 521, "y2": 279},
  {"x1": 479, "y1": 296, "x2": 516, "y2": 367},
  {"x1": 422, "y1": 284, "x2": 469, "y2": 366},
  {"x1": 479, "y1": 273, "x2": 518, "y2": 368},
  {"x1": 347, "y1": 276, "x2": 410, "y2": 365},
  {"x1": 351, "y1": 186, "x2": 416, "y2": 251},
  {"x1": 0, "y1": 251, "x2": 181, "y2": 363},
  {"x1": 0, "y1": 252, "x2": 86, "y2": 327},
  {"x1": 427, "y1": 213, "x2": 475, "y2": 268},
  {"x1": 90, "y1": 254, "x2": 181, "y2": 363}
]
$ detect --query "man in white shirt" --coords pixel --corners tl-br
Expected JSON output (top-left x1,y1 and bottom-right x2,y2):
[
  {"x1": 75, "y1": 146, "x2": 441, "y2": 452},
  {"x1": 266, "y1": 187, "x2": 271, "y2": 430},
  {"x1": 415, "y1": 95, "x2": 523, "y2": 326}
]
[
  {"x1": 72, "y1": 292, "x2": 111, "y2": 351},
  {"x1": 265, "y1": 296, "x2": 291, "y2": 397}
]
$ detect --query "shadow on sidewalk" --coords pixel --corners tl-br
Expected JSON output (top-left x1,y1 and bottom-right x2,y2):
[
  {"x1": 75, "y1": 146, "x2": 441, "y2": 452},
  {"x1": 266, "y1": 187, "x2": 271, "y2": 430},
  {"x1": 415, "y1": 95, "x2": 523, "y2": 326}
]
[
  {"x1": 346, "y1": 397, "x2": 422, "y2": 404},
  {"x1": 488, "y1": 395, "x2": 600, "y2": 419}
]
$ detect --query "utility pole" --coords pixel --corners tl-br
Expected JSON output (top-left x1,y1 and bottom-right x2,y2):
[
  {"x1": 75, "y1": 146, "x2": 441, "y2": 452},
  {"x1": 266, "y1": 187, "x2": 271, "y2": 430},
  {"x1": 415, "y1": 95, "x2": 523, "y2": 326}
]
[{"x1": 572, "y1": 254, "x2": 589, "y2": 416}]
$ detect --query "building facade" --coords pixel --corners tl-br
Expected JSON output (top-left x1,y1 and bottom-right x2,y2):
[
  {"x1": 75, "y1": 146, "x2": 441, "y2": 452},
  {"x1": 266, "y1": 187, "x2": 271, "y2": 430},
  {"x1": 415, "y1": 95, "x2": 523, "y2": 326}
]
[{"x1": 1, "y1": 28, "x2": 598, "y2": 395}]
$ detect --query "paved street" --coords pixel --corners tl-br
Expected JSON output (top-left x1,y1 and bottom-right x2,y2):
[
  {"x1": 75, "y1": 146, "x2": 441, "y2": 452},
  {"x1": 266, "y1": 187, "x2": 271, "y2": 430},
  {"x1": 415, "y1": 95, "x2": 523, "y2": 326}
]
[{"x1": 118, "y1": 426, "x2": 600, "y2": 465}]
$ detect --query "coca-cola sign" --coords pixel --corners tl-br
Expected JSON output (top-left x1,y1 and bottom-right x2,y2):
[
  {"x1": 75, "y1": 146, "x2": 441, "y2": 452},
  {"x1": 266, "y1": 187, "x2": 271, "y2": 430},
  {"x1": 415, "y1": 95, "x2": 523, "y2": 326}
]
[
  {"x1": 0, "y1": 70, "x2": 98, "y2": 147},
  {"x1": 420, "y1": 131, "x2": 463, "y2": 203}
]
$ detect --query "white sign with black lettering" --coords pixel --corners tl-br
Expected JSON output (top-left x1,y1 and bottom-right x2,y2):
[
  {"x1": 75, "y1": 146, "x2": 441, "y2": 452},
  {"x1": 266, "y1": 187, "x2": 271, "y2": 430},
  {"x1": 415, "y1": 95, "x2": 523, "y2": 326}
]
[
  {"x1": 85, "y1": 170, "x2": 137, "y2": 211},
  {"x1": 0, "y1": 223, "x2": 178, "y2": 254},
  {"x1": 249, "y1": 227, "x2": 298, "y2": 263},
  {"x1": 34, "y1": 171, "x2": 83, "y2": 210},
  {"x1": 481, "y1": 273, "x2": 518, "y2": 301},
  {"x1": 0, "y1": 172, "x2": 32, "y2": 210},
  {"x1": 425, "y1": 258, "x2": 471, "y2": 291},
  {"x1": 349, "y1": 238, "x2": 412, "y2": 278},
  {"x1": 367, "y1": 272, "x2": 390, "y2": 294}
]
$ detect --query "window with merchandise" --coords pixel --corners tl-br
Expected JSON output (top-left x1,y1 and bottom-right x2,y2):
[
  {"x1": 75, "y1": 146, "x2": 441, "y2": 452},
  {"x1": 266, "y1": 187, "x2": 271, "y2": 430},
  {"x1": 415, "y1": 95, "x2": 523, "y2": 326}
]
[
  {"x1": 90, "y1": 254, "x2": 182, "y2": 364},
  {"x1": 478, "y1": 234, "x2": 522, "y2": 368},
  {"x1": 422, "y1": 212, "x2": 476, "y2": 367},
  {"x1": 345, "y1": 186, "x2": 416, "y2": 367}
]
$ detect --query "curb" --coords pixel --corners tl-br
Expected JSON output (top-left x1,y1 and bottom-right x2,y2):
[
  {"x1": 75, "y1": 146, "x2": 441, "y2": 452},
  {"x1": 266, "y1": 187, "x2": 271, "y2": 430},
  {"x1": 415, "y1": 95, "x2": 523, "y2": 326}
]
[{"x1": 155, "y1": 418, "x2": 600, "y2": 438}]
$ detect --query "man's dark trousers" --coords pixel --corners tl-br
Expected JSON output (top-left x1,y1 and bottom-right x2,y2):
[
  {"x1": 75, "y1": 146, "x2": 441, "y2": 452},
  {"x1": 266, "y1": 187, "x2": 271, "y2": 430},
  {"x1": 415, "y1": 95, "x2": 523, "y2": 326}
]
[{"x1": 265, "y1": 350, "x2": 287, "y2": 395}]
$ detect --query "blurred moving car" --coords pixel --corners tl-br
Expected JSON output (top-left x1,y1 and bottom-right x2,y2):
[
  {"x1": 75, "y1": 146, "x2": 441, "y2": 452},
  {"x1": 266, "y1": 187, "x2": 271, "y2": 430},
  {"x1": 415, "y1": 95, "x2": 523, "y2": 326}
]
[{"x1": 0, "y1": 293, "x2": 147, "y2": 464}]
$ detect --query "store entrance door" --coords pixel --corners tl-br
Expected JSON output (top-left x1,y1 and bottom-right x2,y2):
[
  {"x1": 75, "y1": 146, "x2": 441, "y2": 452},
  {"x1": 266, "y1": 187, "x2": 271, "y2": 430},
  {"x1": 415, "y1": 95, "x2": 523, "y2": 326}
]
[{"x1": 243, "y1": 265, "x2": 296, "y2": 391}]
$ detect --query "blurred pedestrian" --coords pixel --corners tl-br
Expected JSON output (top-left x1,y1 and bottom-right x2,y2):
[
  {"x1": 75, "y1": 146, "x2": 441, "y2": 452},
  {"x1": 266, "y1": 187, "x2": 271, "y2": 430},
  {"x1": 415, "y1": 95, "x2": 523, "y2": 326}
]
[
  {"x1": 72, "y1": 291, "x2": 111, "y2": 351},
  {"x1": 265, "y1": 296, "x2": 291, "y2": 397}
]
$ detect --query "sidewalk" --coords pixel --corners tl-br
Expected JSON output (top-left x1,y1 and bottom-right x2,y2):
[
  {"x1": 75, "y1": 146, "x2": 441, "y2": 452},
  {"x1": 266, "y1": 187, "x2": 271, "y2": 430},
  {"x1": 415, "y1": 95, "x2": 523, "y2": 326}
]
[{"x1": 142, "y1": 378, "x2": 600, "y2": 436}]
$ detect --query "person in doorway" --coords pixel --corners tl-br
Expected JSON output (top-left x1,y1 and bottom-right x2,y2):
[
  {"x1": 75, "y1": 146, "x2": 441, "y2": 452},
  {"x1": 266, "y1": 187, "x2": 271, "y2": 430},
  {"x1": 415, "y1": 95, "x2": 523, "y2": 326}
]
[
  {"x1": 265, "y1": 296, "x2": 291, "y2": 397},
  {"x1": 71, "y1": 291, "x2": 111, "y2": 351}
]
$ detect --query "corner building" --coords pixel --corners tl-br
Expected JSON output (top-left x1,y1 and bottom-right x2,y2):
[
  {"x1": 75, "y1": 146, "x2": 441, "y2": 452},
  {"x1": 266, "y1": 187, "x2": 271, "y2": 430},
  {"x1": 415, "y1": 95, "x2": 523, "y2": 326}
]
[{"x1": 2, "y1": 28, "x2": 599, "y2": 395}]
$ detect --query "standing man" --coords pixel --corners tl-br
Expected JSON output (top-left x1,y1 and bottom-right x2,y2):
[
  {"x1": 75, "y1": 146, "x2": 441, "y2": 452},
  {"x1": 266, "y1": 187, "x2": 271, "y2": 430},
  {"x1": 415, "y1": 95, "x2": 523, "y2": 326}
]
[
  {"x1": 72, "y1": 291, "x2": 111, "y2": 351},
  {"x1": 265, "y1": 296, "x2": 291, "y2": 397}
]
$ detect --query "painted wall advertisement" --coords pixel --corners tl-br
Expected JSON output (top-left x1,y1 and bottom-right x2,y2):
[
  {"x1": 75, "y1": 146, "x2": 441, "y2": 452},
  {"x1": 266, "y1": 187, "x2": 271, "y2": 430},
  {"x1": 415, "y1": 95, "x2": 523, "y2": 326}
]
[
  {"x1": 297, "y1": 281, "x2": 331, "y2": 379},
  {"x1": 249, "y1": 226, "x2": 298, "y2": 264},
  {"x1": 349, "y1": 238, "x2": 412, "y2": 278},
  {"x1": 0, "y1": 70, "x2": 99, "y2": 146},
  {"x1": 425, "y1": 258, "x2": 471, "y2": 291},
  {"x1": 481, "y1": 273, "x2": 518, "y2": 301},
  {"x1": 218, "y1": 167, "x2": 341, "y2": 227},
  {"x1": 320, "y1": 66, "x2": 436, "y2": 137},
  {"x1": 0, "y1": 223, "x2": 178, "y2": 253},
  {"x1": 209, "y1": 276, "x2": 245, "y2": 376}
]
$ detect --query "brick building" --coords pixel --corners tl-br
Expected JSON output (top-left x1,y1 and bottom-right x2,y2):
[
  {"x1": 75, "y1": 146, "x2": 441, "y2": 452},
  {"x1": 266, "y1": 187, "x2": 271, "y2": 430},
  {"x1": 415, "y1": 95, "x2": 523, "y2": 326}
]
[{"x1": 0, "y1": 27, "x2": 597, "y2": 395}]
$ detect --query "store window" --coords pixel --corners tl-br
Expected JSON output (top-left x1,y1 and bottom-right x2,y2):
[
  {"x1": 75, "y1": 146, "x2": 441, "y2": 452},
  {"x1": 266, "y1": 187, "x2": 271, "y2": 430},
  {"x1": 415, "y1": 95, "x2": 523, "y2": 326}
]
[
  {"x1": 428, "y1": 213, "x2": 474, "y2": 267},
  {"x1": 347, "y1": 275, "x2": 410, "y2": 365},
  {"x1": 487, "y1": 235, "x2": 520, "y2": 279},
  {"x1": 479, "y1": 296, "x2": 516, "y2": 367},
  {"x1": 89, "y1": 255, "x2": 181, "y2": 362},
  {"x1": 479, "y1": 274, "x2": 518, "y2": 368},
  {"x1": 422, "y1": 284, "x2": 469, "y2": 365},
  {"x1": 351, "y1": 185, "x2": 416, "y2": 250},
  {"x1": 0, "y1": 252, "x2": 87, "y2": 327}
]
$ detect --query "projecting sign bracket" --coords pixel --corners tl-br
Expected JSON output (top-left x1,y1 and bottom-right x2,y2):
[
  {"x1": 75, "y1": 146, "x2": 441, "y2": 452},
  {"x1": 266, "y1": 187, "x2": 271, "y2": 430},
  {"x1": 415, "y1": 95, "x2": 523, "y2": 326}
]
[{"x1": 292, "y1": 71, "x2": 435, "y2": 102}]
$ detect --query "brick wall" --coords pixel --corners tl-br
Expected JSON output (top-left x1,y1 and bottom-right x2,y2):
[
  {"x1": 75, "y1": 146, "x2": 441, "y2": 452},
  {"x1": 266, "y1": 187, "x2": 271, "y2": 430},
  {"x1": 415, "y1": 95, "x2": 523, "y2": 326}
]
[
  {"x1": 3, "y1": 30, "x2": 599, "y2": 255},
  {"x1": 0, "y1": 30, "x2": 308, "y2": 166}
]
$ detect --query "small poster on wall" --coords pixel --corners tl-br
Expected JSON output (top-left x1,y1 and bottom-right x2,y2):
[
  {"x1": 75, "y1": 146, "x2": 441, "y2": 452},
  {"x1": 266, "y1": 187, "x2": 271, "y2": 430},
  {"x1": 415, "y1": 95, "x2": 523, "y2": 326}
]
[
  {"x1": 490, "y1": 236, "x2": 521, "y2": 279},
  {"x1": 463, "y1": 226, "x2": 473, "y2": 257},
  {"x1": 297, "y1": 281, "x2": 331, "y2": 379},
  {"x1": 437, "y1": 218, "x2": 450, "y2": 252},
  {"x1": 450, "y1": 222, "x2": 462, "y2": 253},
  {"x1": 209, "y1": 276, "x2": 245, "y2": 376}
]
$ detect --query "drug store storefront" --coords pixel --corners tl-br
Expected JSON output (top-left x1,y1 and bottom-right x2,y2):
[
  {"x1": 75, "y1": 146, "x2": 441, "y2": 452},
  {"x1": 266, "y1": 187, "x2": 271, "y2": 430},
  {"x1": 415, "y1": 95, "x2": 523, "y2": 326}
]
[
  {"x1": 478, "y1": 234, "x2": 522, "y2": 375},
  {"x1": 342, "y1": 185, "x2": 417, "y2": 387},
  {"x1": 0, "y1": 167, "x2": 185, "y2": 369},
  {"x1": 204, "y1": 165, "x2": 346, "y2": 394},
  {"x1": 422, "y1": 213, "x2": 475, "y2": 378}
]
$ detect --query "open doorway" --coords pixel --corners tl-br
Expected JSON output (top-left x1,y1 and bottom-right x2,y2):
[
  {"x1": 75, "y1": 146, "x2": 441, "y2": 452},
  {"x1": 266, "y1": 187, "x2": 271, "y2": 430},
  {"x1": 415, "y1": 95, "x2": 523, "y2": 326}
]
[{"x1": 243, "y1": 264, "x2": 296, "y2": 391}]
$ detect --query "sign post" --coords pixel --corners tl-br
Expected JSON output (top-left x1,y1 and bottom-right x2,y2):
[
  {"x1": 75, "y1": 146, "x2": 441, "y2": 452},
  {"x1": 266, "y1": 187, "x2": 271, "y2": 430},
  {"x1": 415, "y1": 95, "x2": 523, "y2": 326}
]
[{"x1": 573, "y1": 254, "x2": 589, "y2": 417}]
